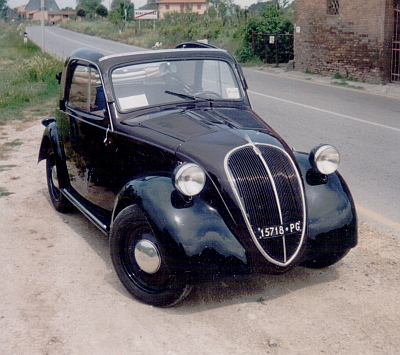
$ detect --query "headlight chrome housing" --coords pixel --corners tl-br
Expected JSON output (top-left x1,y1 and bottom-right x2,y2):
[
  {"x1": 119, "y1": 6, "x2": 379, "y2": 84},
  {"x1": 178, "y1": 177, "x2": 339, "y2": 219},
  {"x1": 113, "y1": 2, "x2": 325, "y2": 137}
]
[
  {"x1": 309, "y1": 144, "x2": 340, "y2": 175},
  {"x1": 173, "y1": 163, "x2": 206, "y2": 196}
]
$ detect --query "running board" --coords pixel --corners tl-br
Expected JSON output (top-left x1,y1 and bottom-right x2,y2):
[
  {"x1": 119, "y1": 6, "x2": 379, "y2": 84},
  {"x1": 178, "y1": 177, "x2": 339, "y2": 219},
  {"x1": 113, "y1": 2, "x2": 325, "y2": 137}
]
[{"x1": 62, "y1": 189, "x2": 109, "y2": 235}]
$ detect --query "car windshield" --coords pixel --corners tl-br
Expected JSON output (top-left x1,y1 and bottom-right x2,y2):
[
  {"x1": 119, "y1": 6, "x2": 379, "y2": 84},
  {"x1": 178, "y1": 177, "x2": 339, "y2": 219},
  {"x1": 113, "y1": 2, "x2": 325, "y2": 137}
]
[{"x1": 111, "y1": 59, "x2": 243, "y2": 111}]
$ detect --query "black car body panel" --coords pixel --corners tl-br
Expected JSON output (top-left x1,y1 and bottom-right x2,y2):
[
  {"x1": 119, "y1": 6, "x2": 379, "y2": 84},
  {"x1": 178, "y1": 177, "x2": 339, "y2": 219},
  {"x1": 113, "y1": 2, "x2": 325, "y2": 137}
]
[{"x1": 39, "y1": 45, "x2": 357, "y2": 306}]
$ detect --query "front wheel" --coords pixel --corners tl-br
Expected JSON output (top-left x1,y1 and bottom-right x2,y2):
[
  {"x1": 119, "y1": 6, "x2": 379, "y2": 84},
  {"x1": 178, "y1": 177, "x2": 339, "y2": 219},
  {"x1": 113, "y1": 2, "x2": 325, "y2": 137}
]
[
  {"x1": 46, "y1": 150, "x2": 72, "y2": 213},
  {"x1": 110, "y1": 205, "x2": 192, "y2": 307},
  {"x1": 301, "y1": 249, "x2": 350, "y2": 269}
]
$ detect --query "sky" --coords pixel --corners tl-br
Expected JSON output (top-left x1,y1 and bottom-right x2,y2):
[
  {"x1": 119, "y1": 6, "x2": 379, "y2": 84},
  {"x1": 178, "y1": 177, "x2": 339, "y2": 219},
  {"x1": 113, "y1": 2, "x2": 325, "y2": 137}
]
[{"x1": 7, "y1": 0, "x2": 280, "y2": 11}]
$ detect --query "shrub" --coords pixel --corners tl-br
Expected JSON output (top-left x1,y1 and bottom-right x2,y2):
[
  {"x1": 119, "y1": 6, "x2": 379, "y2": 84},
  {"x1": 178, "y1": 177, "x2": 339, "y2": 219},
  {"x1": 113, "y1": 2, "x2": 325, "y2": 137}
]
[
  {"x1": 0, "y1": 24, "x2": 63, "y2": 122},
  {"x1": 236, "y1": 5, "x2": 294, "y2": 64},
  {"x1": 27, "y1": 55, "x2": 61, "y2": 82}
]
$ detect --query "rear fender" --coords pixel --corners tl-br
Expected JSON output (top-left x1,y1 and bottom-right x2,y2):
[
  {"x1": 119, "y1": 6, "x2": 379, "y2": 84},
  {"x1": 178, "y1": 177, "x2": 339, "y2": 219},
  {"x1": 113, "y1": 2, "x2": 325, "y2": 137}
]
[
  {"x1": 38, "y1": 118, "x2": 69, "y2": 188},
  {"x1": 38, "y1": 118, "x2": 61, "y2": 162}
]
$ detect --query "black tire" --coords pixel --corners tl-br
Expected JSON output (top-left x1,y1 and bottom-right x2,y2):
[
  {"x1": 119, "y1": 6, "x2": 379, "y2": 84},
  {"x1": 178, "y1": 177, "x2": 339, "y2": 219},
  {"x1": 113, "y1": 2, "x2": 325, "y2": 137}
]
[
  {"x1": 301, "y1": 249, "x2": 350, "y2": 269},
  {"x1": 46, "y1": 150, "x2": 72, "y2": 213},
  {"x1": 110, "y1": 205, "x2": 193, "y2": 307}
]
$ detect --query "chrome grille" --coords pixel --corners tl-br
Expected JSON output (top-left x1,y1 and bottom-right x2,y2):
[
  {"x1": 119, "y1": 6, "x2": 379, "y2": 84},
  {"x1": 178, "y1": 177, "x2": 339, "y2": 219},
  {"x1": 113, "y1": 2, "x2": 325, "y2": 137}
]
[{"x1": 226, "y1": 144, "x2": 305, "y2": 266}]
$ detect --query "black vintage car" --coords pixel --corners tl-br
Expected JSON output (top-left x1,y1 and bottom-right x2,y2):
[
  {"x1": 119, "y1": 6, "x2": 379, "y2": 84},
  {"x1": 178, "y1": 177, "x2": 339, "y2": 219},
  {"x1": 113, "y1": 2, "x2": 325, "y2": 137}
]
[{"x1": 38, "y1": 45, "x2": 357, "y2": 307}]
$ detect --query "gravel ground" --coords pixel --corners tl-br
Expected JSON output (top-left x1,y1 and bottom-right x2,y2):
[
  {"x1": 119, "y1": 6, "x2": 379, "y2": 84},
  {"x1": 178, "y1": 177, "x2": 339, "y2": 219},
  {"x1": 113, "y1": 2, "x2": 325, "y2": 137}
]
[{"x1": 0, "y1": 122, "x2": 399, "y2": 355}]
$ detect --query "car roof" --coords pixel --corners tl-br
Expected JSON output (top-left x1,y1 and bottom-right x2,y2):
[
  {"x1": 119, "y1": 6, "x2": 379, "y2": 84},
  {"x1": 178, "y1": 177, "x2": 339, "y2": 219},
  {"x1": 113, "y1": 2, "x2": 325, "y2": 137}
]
[{"x1": 66, "y1": 47, "x2": 237, "y2": 72}]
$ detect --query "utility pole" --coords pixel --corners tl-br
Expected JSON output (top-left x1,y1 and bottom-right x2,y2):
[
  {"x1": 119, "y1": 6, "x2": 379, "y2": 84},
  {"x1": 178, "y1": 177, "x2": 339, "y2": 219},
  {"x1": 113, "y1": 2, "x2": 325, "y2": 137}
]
[{"x1": 40, "y1": 0, "x2": 45, "y2": 52}]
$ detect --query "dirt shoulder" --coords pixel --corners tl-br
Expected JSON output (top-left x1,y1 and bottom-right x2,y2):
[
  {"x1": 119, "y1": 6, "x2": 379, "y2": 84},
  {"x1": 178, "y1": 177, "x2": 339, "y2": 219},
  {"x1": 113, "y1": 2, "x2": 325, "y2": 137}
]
[{"x1": 0, "y1": 122, "x2": 399, "y2": 355}]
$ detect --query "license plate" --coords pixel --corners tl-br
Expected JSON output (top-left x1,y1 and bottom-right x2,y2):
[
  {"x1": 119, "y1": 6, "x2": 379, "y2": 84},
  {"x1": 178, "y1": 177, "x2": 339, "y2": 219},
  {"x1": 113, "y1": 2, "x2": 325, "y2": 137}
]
[{"x1": 257, "y1": 221, "x2": 302, "y2": 239}]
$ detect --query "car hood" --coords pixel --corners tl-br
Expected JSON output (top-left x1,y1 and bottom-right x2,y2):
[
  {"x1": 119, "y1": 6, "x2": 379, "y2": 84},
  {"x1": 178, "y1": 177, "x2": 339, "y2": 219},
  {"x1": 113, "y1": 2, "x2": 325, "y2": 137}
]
[
  {"x1": 122, "y1": 106, "x2": 294, "y2": 196},
  {"x1": 122, "y1": 107, "x2": 289, "y2": 157},
  {"x1": 130, "y1": 108, "x2": 288, "y2": 161}
]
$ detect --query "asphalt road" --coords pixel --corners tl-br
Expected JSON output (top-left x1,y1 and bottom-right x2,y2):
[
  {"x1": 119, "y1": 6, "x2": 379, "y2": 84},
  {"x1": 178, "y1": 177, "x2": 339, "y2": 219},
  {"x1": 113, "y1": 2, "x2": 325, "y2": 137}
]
[
  {"x1": 26, "y1": 26, "x2": 143, "y2": 58},
  {"x1": 244, "y1": 70, "x2": 400, "y2": 236},
  {"x1": 26, "y1": 26, "x2": 400, "y2": 237}
]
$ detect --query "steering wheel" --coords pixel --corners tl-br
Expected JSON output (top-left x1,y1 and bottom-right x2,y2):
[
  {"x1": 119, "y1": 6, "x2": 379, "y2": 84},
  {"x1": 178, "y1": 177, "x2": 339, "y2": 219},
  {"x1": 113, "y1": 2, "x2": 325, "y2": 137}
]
[{"x1": 194, "y1": 91, "x2": 222, "y2": 99}]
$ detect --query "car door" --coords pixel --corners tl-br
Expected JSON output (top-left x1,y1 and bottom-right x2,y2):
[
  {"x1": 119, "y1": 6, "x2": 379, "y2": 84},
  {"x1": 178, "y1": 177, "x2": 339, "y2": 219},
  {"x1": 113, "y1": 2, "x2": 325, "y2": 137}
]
[{"x1": 60, "y1": 61, "x2": 116, "y2": 212}]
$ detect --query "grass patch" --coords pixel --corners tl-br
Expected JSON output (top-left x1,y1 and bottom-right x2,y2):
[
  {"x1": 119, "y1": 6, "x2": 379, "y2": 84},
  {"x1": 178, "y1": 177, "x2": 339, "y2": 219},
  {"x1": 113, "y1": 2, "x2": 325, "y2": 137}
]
[
  {"x1": 0, "y1": 139, "x2": 23, "y2": 159},
  {"x1": 0, "y1": 165, "x2": 17, "y2": 172},
  {"x1": 60, "y1": 18, "x2": 242, "y2": 54},
  {"x1": 331, "y1": 80, "x2": 349, "y2": 87},
  {"x1": 0, "y1": 24, "x2": 63, "y2": 124},
  {"x1": 333, "y1": 72, "x2": 360, "y2": 82},
  {"x1": 0, "y1": 186, "x2": 13, "y2": 197},
  {"x1": 331, "y1": 80, "x2": 364, "y2": 90},
  {"x1": 332, "y1": 72, "x2": 345, "y2": 80},
  {"x1": 4, "y1": 139, "x2": 22, "y2": 147}
]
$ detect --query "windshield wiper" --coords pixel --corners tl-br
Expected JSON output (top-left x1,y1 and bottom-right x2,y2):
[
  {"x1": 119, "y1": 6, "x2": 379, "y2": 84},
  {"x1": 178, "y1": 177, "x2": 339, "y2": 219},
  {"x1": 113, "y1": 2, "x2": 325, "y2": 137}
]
[
  {"x1": 165, "y1": 90, "x2": 212, "y2": 102},
  {"x1": 165, "y1": 90, "x2": 196, "y2": 100}
]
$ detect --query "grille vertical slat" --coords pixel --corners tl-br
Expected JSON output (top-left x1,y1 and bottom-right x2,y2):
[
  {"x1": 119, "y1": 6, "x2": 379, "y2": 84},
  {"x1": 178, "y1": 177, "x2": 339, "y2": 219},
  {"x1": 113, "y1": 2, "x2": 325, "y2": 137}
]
[
  {"x1": 226, "y1": 144, "x2": 305, "y2": 265},
  {"x1": 227, "y1": 147, "x2": 280, "y2": 227},
  {"x1": 259, "y1": 146, "x2": 303, "y2": 222}
]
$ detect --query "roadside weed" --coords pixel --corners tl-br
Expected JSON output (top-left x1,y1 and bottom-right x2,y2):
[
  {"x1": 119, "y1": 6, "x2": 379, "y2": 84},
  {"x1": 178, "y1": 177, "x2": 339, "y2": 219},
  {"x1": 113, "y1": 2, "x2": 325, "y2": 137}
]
[{"x1": 0, "y1": 24, "x2": 62, "y2": 123}]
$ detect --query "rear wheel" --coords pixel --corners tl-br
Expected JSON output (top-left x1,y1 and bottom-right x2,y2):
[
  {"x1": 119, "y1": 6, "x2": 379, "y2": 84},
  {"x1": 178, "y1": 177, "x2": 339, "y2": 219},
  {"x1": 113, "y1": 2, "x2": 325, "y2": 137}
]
[
  {"x1": 110, "y1": 205, "x2": 192, "y2": 307},
  {"x1": 301, "y1": 249, "x2": 350, "y2": 269},
  {"x1": 46, "y1": 150, "x2": 72, "y2": 213}
]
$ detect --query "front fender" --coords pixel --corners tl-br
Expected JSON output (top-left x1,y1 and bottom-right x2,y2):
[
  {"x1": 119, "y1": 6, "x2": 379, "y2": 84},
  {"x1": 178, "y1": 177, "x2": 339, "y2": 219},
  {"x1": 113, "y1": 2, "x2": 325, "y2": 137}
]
[
  {"x1": 294, "y1": 152, "x2": 358, "y2": 260},
  {"x1": 113, "y1": 176, "x2": 251, "y2": 282}
]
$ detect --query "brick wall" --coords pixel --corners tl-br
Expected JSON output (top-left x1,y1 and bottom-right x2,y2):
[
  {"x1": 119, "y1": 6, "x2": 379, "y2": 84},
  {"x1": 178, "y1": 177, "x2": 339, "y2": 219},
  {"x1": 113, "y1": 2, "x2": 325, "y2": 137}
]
[{"x1": 294, "y1": 0, "x2": 394, "y2": 83}]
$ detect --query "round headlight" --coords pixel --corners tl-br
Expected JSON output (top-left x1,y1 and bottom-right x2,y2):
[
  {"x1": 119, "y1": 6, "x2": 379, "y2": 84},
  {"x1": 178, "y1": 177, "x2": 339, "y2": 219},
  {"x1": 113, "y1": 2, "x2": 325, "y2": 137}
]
[
  {"x1": 173, "y1": 163, "x2": 206, "y2": 196},
  {"x1": 309, "y1": 144, "x2": 340, "y2": 175}
]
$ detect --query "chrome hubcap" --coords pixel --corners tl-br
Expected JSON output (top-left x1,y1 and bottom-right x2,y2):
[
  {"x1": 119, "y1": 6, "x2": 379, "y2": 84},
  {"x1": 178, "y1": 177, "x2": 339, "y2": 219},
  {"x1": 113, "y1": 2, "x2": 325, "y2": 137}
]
[
  {"x1": 134, "y1": 239, "x2": 161, "y2": 274},
  {"x1": 52, "y1": 165, "x2": 59, "y2": 189}
]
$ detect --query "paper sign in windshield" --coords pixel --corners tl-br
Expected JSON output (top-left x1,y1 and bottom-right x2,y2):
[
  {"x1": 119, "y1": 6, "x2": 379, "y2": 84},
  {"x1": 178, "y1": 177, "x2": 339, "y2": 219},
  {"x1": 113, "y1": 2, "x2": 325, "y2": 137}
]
[
  {"x1": 227, "y1": 88, "x2": 240, "y2": 99},
  {"x1": 118, "y1": 94, "x2": 149, "y2": 110}
]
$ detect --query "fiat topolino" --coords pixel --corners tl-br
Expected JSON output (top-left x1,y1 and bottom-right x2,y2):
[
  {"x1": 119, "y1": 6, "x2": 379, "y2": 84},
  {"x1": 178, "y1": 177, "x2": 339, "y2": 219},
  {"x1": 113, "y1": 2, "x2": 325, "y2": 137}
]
[{"x1": 38, "y1": 45, "x2": 357, "y2": 307}]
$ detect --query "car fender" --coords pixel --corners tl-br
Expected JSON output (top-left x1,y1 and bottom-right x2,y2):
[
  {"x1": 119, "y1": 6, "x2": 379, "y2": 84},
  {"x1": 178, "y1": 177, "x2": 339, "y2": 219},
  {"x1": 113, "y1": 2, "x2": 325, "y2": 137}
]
[
  {"x1": 294, "y1": 152, "x2": 358, "y2": 260},
  {"x1": 38, "y1": 118, "x2": 69, "y2": 189},
  {"x1": 112, "y1": 176, "x2": 250, "y2": 281},
  {"x1": 38, "y1": 118, "x2": 61, "y2": 162}
]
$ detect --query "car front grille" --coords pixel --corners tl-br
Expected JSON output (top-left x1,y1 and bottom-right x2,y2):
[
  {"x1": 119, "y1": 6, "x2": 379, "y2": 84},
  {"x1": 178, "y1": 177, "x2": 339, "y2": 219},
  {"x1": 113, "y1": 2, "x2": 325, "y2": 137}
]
[{"x1": 225, "y1": 143, "x2": 305, "y2": 266}]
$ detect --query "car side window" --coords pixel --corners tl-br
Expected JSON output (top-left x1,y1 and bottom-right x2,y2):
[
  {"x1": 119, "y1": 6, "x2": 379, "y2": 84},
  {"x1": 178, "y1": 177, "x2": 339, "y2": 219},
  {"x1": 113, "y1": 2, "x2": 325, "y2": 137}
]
[{"x1": 68, "y1": 64, "x2": 105, "y2": 117}]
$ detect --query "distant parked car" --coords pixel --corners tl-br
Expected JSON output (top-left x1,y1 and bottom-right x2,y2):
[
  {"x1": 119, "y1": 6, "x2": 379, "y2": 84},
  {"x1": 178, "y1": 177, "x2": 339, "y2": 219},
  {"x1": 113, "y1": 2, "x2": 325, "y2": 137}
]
[{"x1": 38, "y1": 45, "x2": 357, "y2": 307}]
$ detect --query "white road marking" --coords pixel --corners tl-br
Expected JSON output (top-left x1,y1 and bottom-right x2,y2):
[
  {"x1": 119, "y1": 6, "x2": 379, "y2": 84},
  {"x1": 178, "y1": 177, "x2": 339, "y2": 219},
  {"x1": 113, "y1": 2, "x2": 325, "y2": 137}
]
[{"x1": 248, "y1": 90, "x2": 400, "y2": 133}]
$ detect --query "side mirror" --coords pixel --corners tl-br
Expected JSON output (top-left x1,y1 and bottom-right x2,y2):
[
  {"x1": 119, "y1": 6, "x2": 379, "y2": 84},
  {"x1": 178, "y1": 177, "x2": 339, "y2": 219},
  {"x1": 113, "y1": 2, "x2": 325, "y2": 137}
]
[{"x1": 56, "y1": 72, "x2": 62, "y2": 84}]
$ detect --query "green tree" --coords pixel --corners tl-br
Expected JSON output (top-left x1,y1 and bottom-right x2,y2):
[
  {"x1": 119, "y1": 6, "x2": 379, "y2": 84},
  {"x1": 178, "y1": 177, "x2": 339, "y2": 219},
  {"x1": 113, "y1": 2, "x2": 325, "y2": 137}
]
[
  {"x1": 208, "y1": 0, "x2": 227, "y2": 20},
  {"x1": 76, "y1": 8, "x2": 86, "y2": 17},
  {"x1": 76, "y1": 0, "x2": 101, "y2": 18},
  {"x1": 236, "y1": 5, "x2": 293, "y2": 63},
  {"x1": 144, "y1": 0, "x2": 157, "y2": 10},
  {"x1": 109, "y1": 1, "x2": 134, "y2": 31},
  {"x1": 248, "y1": 1, "x2": 293, "y2": 20},
  {"x1": 95, "y1": 4, "x2": 108, "y2": 17},
  {"x1": 1, "y1": 0, "x2": 7, "y2": 18},
  {"x1": 111, "y1": 0, "x2": 133, "y2": 10}
]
